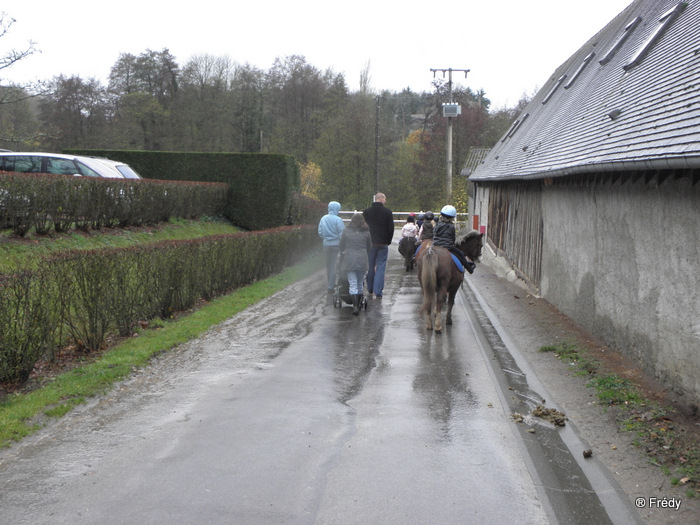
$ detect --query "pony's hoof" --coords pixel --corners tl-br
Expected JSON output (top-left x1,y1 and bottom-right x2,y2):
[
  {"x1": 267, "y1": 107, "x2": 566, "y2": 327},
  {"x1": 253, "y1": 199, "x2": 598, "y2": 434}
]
[
  {"x1": 434, "y1": 328, "x2": 442, "y2": 334},
  {"x1": 446, "y1": 318, "x2": 453, "y2": 325}
]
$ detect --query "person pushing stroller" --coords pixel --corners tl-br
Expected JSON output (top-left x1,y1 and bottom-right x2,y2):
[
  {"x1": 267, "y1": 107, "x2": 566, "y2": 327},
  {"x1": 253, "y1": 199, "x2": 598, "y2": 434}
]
[{"x1": 339, "y1": 213, "x2": 372, "y2": 315}]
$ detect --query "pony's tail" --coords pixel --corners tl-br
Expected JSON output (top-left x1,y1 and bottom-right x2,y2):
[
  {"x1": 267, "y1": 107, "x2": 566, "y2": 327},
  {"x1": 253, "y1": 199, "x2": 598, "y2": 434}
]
[{"x1": 420, "y1": 245, "x2": 439, "y2": 314}]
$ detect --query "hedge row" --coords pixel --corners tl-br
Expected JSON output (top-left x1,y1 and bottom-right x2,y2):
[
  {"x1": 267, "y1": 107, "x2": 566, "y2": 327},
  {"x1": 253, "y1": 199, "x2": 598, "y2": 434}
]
[
  {"x1": 0, "y1": 225, "x2": 319, "y2": 385},
  {"x1": 66, "y1": 150, "x2": 300, "y2": 231},
  {"x1": 287, "y1": 191, "x2": 326, "y2": 226},
  {"x1": 0, "y1": 173, "x2": 229, "y2": 236}
]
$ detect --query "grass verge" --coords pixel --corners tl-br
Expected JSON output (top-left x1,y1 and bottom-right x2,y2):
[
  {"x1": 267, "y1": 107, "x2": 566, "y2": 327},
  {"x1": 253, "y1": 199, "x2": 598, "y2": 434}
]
[
  {"x1": 0, "y1": 253, "x2": 323, "y2": 449},
  {"x1": 0, "y1": 217, "x2": 239, "y2": 271},
  {"x1": 539, "y1": 342, "x2": 699, "y2": 497}
]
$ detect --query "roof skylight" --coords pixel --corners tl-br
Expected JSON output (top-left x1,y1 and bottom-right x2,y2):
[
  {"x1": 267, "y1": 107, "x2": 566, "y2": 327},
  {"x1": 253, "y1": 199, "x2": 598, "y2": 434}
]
[
  {"x1": 599, "y1": 17, "x2": 642, "y2": 65},
  {"x1": 623, "y1": 2, "x2": 688, "y2": 71},
  {"x1": 501, "y1": 113, "x2": 530, "y2": 142},
  {"x1": 542, "y1": 75, "x2": 567, "y2": 104},
  {"x1": 565, "y1": 52, "x2": 596, "y2": 89}
]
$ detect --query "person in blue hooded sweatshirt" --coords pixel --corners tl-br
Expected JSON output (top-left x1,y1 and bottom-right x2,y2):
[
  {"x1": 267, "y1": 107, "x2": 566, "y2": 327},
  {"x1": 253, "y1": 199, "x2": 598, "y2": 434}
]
[{"x1": 318, "y1": 201, "x2": 345, "y2": 292}]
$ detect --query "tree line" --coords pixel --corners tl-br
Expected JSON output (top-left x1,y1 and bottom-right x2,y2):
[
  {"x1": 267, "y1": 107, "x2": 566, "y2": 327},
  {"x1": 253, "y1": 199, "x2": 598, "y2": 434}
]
[{"x1": 1, "y1": 25, "x2": 528, "y2": 211}]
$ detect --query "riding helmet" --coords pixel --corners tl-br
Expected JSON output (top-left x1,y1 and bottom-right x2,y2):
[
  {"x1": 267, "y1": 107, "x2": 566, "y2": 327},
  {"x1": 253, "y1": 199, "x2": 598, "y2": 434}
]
[
  {"x1": 424, "y1": 211, "x2": 434, "y2": 221},
  {"x1": 440, "y1": 205, "x2": 457, "y2": 217}
]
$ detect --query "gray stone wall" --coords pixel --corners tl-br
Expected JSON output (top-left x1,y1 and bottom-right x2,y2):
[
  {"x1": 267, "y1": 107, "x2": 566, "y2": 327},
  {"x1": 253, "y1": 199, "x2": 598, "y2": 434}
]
[{"x1": 540, "y1": 176, "x2": 700, "y2": 406}]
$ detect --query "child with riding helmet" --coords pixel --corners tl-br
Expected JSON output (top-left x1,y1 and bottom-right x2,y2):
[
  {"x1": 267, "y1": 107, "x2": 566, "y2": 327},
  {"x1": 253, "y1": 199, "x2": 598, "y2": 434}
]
[
  {"x1": 417, "y1": 211, "x2": 435, "y2": 241},
  {"x1": 432, "y1": 205, "x2": 476, "y2": 274}
]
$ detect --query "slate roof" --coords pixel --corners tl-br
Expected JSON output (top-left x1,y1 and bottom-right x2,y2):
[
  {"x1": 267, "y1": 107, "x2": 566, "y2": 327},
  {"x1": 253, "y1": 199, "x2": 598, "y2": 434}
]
[
  {"x1": 470, "y1": 0, "x2": 700, "y2": 182},
  {"x1": 460, "y1": 147, "x2": 492, "y2": 177}
]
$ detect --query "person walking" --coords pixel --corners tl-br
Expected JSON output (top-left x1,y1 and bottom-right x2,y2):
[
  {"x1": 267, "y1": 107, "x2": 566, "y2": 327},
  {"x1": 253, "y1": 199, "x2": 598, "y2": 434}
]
[
  {"x1": 362, "y1": 192, "x2": 394, "y2": 298},
  {"x1": 318, "y1": 201, "x2": 345, "y2": 292},
  {"x1": 339, "y1": 213, "x2": 372, "y2": 315}
]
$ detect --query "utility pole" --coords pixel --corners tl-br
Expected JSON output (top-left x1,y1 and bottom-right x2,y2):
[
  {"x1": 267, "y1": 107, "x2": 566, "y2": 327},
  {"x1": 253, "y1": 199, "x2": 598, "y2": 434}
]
[
  {"x1": 374, "y1": 95, "x2": 381, "y2": 194},
  {"x1": 430, "y1": 68, "x2": 470, "y2": 203}
]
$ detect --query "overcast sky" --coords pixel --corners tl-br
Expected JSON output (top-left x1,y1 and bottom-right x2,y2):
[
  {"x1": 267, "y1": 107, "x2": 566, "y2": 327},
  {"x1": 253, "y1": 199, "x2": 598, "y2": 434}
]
[{"x1": 2, "y1": 0, "x2": 633, "y2": 109}]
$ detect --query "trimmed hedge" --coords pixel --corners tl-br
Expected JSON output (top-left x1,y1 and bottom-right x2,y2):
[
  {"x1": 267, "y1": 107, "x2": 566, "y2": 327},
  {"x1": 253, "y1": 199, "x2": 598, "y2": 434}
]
[
  {"x1": 66, "y1": 150, "x2": 300, "y2": 231},
  {"x1": 288, "y1": 191, "x2": 326, "y2": 226},
  {"x1": 0, "y1": 173, "x2": 229, "y2": 236},
  {"x1": 0, "y1": 225, "x2": 319, "y2": 384}
]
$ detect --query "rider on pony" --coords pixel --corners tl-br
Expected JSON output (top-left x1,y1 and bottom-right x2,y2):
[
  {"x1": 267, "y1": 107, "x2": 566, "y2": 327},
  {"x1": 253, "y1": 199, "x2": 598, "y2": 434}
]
[
  {"x1": 432, "y1": 205, "x2": 476, "y2": 274},
  {"x1": 418, "y1": 211, "x2": 435, "y2": 241}
]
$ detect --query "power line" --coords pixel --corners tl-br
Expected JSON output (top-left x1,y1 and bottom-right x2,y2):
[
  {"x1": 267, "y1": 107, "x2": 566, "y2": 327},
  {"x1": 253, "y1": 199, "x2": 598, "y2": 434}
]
[{"x1": 430, "y1": 68, "x2": 470, "y2": 102}]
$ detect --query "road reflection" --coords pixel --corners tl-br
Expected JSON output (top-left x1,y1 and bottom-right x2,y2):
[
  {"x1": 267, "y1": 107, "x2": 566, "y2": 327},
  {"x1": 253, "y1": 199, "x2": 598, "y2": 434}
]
[{"x1": 331, "y1": 301, "x2": 387, "y2": 405}]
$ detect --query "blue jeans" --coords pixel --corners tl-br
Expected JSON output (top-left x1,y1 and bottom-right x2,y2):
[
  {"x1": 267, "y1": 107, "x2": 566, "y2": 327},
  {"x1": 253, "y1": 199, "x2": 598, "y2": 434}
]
[
  {"x1": 347, "y1": 271, "x2": 366, "y2": 295},
  {"x1": 324, "y1": 245, "x2": 340, "y2": 290},
  {"x1": 367, "y1": 245, "x2": 388, "y2": 296}
]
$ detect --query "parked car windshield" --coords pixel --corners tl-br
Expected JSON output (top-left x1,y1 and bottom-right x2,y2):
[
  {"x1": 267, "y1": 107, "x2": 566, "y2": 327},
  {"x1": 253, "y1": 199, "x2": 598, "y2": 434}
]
[
  {"x1": 113, "y1": 164, "x2": 141, "y2": 179},
  {"x1": 73, "y1": 160, "x2": 105, "y2": 178}
]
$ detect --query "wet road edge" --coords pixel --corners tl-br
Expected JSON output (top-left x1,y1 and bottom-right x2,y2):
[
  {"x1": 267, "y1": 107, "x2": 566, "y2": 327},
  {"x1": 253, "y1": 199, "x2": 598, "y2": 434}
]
[{"x1": 458, "y1": 276, "x2": 645, "y2": 525}]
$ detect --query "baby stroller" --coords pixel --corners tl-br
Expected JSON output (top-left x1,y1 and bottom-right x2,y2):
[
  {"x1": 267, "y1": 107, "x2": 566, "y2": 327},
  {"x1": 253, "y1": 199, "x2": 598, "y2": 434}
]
[{"x1": 332, "y1": 253, "x2": 368, "y2": 312}]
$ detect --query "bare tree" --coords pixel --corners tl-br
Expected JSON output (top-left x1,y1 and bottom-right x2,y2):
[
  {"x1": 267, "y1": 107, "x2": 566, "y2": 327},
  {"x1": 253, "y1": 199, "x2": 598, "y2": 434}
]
[
  {"x1": 0, "y1": 12, "x2": 53, "y2": 148},
  {"x1": 177, "y1": 54, "x2": 236, "y2": 151},
  {"x1": 359, "y1": 61, "x2": 372, "y2": 95},
  {"x1": 38, "y1": 75, "x2": 109, "y2": 150},
  {"x1": 0, "y1": 13, "x2": 37, "y2": 79}
]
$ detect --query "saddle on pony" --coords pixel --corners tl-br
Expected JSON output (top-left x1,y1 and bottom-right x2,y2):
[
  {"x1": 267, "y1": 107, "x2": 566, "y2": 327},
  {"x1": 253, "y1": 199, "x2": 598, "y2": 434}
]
[{"x1": 415, "y1": 242, "x2": 474, "y2": 274}]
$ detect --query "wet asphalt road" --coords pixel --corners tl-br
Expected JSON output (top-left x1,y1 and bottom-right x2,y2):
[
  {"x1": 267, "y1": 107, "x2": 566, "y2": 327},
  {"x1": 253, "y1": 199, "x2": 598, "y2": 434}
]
[{"x1": 0, "y1": 247, "x2": 642, "y2": 524}]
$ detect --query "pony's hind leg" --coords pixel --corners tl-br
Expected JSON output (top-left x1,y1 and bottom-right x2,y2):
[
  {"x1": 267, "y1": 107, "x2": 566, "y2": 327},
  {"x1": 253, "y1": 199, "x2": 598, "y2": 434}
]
[
  {"x1": 424, "y1": 308, "x2": 433, "y2": 331},
  {"x1": 433, "y1": 286, "x2": 448, "y2": 333},
  {"x1": 434, "y1": 307, "x2": 443, "y2": 333}
]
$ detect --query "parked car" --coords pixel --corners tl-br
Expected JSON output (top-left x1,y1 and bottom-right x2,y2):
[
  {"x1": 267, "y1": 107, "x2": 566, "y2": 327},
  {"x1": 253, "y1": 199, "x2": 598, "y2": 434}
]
[
  {"x1": 0, "y1": 152, "x2": 139, "y2": 179},
  {"x1": 83, "y1": 157, "x2": 142, "y2": 179}
]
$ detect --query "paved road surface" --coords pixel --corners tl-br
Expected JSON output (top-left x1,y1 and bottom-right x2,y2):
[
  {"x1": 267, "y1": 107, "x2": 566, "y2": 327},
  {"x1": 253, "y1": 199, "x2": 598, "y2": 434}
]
[{"x1": 0, "y1": 247, "x2": 642, "y2": 524}]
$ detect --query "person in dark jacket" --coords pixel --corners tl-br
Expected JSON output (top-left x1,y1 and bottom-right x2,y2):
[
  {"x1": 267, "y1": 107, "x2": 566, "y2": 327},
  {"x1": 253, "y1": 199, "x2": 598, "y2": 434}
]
[
  {"x1": 339, "y1": 213, "x2": 372, "y2": 315},
  {"x1": 433, "y1": 205, "x2": 476, "y2": 274},
  {"x1": 362, "y1": 192, "x2": 394, "y2": 298}
]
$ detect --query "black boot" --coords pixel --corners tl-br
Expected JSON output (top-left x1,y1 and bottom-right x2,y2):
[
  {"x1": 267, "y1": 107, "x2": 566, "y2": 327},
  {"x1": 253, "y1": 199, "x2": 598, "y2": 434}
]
[{"x1": 352, "y1": 294, "x2": 360, "y2": 315}]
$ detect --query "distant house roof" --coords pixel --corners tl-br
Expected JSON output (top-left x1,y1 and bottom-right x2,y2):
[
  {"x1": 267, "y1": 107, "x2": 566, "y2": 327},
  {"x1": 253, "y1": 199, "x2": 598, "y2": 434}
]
[
  {"x1": 470, "y1": 0, "x2": 700, "y2": 182},
  {"x1": 460, "y1": 147, "x2": 492, "y2": 177}
]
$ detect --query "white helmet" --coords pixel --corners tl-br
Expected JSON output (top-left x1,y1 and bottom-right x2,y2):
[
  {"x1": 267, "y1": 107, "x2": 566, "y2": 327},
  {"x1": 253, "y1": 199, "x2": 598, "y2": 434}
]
[{"x1": 440, "y1": 205, "x2": 457, "y2": 217}]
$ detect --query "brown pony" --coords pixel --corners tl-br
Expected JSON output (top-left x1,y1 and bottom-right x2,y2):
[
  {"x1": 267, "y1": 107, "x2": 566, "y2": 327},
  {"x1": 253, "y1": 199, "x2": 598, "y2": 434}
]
[{"x1": 415, "y1": 230, "x2": 484, "y2": 333}]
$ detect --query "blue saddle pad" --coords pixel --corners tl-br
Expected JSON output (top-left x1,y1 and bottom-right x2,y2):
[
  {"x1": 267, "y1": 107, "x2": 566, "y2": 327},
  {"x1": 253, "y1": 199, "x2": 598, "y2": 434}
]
[
  {"x1": 451, "y1": 254, "x2": 464, "y2": 273},
  {"x1": 415, "y1": 244, "x2": 464, "y2": 273}
]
